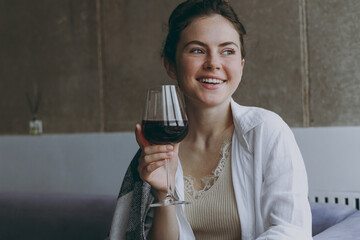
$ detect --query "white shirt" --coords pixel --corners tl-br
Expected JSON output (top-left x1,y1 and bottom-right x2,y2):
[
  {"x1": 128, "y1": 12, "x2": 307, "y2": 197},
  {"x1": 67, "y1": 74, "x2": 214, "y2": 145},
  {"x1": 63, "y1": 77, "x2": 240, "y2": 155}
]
[{"x1": 174, "y1": 99, "x2": 312, "y2": 240}]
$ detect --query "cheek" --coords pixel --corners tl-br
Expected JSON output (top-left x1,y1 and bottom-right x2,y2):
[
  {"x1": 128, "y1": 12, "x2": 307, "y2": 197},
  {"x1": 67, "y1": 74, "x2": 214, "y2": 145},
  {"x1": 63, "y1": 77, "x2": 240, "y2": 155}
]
[
  {"x1": 225, "y1": 60, "x2": 244, "y2": 77},
  {"x1": 177, "y1": 58, "x2": 200, "y2": 78}
]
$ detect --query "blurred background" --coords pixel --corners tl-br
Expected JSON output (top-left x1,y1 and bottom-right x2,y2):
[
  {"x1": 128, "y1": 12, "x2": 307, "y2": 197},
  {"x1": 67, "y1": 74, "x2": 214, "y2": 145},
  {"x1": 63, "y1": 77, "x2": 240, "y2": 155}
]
[{"x1": 0, "y1": 0, "x2": 359, "y2": 196}]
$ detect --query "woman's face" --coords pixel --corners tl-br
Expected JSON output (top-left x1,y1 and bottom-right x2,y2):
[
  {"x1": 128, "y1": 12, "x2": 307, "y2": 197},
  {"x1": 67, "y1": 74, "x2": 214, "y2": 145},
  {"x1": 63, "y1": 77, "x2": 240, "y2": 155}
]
[{"x1": 166, "y1": 14, "x2": 244, "y2": 108}]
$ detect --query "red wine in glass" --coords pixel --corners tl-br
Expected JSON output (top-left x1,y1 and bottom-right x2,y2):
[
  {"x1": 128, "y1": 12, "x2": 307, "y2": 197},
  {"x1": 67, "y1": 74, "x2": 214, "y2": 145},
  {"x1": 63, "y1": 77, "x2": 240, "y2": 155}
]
[
  {"x1": 141, "y1": 120, "x2": 188, "y2": 144},
  {"x1": 142, "y1": 85, "x2": 190, "y2": 207}
]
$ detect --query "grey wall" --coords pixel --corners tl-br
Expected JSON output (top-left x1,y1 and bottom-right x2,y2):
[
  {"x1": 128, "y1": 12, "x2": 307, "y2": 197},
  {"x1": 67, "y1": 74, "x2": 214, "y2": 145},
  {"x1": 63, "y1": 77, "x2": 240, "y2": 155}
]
[
  {"x1": 292, "y1": 127, "x2": 360, "y2": 193},
  {"x1": 1, "y1": 0, "x2": 359, "y2": 135},
  {"x1": 1, "y1": 128, "x2": 360, "y2": 195},
  {"x1": 0, "y1": 133, "x2": 138, "y2": 195}
]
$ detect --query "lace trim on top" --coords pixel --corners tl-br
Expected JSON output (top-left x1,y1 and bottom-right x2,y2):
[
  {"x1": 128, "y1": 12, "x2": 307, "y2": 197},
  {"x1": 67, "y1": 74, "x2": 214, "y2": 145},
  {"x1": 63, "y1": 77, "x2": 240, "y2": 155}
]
[{"x1": 184, "y1": 140, "x2": 232, "y2": 199}]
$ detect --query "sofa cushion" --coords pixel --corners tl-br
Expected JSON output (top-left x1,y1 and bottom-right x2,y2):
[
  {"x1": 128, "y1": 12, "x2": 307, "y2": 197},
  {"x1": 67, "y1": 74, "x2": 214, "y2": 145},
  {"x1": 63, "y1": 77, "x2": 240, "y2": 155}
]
[
  {"x1": 313, "y1": 210, "x2": 360, "y2": 240},
  {"x1": 310, "y1": 202, "x2": 358, "y2": 236},
  {"x1": 0, "y1": 192, "x2": 117, "y2": 240}
]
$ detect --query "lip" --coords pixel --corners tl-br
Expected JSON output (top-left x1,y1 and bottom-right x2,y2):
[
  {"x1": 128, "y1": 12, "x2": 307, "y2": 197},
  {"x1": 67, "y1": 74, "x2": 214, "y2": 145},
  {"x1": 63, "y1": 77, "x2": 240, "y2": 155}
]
[
  {"x1": 196, "y1": 75, "x2": 226, "y2": 90},
  {"x1": 196, "y1": 75, "x2": 225, "y2": 81}
]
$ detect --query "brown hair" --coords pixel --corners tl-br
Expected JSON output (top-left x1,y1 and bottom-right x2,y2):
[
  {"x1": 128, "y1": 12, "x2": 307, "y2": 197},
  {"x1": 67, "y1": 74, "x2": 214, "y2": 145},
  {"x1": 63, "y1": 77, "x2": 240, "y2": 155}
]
[{"x1": 162, "y1": 0, "x2": 246, "y2": 65}]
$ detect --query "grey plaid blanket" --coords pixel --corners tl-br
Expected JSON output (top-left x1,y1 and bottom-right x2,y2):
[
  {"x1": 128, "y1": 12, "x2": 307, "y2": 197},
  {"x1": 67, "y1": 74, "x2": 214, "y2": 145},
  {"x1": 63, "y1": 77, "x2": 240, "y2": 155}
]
[{"x1": 110, "y1": 149, "x2": 155, "y2": 240}]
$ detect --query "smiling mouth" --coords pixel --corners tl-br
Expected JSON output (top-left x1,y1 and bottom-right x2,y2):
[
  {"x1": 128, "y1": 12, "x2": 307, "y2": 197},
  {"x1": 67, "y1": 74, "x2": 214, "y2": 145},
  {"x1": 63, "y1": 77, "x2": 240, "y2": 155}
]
[{"x1": 197, "y1": 78, "x2": 225, "y2": 84}]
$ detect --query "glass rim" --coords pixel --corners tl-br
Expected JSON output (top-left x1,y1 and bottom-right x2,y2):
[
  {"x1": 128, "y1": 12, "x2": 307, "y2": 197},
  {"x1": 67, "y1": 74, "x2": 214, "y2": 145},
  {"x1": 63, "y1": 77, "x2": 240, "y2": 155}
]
[{"x1": 146, "y1": 84, "x2": 179, "y2": 89}]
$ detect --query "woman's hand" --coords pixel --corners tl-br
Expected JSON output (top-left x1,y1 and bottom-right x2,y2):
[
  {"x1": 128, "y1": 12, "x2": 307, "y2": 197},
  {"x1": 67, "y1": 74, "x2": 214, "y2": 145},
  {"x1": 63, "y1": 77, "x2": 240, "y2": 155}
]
[{"x1": 135, "y1": 124, "x2": 179, "y2": 200}]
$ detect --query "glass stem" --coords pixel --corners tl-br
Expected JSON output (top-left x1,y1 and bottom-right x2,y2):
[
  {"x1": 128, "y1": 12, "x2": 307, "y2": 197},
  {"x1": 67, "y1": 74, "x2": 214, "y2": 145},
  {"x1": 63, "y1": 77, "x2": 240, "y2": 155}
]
[{"x1": 166, "y1": 159, "x2": 172, "y2": 198}]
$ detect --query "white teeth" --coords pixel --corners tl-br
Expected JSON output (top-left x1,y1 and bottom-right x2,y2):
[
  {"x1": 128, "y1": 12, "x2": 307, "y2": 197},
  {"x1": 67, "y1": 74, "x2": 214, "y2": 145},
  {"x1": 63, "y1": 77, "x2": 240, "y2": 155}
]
[{"x1": 199, "y1": 78, "x2": 224, "y2": 84}]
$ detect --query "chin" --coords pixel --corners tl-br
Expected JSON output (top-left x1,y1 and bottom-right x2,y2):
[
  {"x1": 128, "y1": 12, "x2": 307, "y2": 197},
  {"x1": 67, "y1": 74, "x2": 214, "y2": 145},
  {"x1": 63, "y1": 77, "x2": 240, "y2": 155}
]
[{"x1": 200, "y1": 97, "x2": 231, "y2": 108}]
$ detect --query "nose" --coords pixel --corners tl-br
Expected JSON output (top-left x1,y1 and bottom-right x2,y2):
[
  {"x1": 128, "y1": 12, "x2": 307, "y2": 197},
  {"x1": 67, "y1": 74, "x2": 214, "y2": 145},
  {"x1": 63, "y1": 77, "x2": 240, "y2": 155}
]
[{"x1": 203, "y1": 54, "x2": 221, "y2": 71}]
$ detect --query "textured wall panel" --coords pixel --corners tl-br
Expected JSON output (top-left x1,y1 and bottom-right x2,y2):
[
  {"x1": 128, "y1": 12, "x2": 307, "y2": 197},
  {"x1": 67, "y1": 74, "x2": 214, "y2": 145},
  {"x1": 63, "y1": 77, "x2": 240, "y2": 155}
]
[
  {"x1": 232, "y1": 0, "x2": 304, "y2": 127},
  {"x1": 1, "y1": 0, "x2": 359, "y2": 135},
  {"x1": 307, "y1": 0, "x2": 360, "y2": 126},
  {"x1": 0, "y1": 0, "x2": 100, "y2": 134},
  {"x1": 102, "y1": 0, "x2": 303, "y2": 131},
  {"x1": 101, "y1": 0, "x2": 180, "y2": 131}
]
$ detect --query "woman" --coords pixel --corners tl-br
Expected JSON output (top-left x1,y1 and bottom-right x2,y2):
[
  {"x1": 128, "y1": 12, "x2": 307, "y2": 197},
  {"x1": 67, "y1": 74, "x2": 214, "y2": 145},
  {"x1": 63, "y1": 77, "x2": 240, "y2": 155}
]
[{"x1": 109, "y1": 0, "x2": 312, "y2": 239}]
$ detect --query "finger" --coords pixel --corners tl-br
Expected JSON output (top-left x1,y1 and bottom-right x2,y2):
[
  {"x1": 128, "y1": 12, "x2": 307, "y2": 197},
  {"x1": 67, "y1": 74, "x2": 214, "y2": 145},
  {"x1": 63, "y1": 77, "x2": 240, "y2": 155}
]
[
  {"x1": 138, "y1": 159, "x2": 166, "y2": 177},
  {"x1": 143, "y1": 144, "x2": 174, "y2": 155},
  {"x1": 145, "y1": 160, "x2": 166, "y2": 173},
  {"x1": 143, "y1": 152, "x2": 173, "y2": 164},
  {"x1": 135, "y1": 124, "x2": 150, "y2": 148}
]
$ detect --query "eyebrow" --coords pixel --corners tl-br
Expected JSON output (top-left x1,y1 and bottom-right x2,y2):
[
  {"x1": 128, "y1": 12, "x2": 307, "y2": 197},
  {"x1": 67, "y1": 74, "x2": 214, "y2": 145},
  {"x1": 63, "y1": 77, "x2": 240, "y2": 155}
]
[{"x1": 183, "y1": 40, "x2": 239, "y2": 49}]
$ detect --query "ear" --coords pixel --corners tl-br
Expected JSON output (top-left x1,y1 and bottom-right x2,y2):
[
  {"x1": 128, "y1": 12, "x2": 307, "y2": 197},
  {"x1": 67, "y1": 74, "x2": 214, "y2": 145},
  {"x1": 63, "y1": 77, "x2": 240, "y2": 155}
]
[
  {"x1": 163, "y1": 58, "x2": 177, "y2": 80},
  {"x1": 240, "y1": 59, "x2": 245, "y2": 73},
  {"x1": 239, "y1": 59, "x2": 245, "y2": 80}
]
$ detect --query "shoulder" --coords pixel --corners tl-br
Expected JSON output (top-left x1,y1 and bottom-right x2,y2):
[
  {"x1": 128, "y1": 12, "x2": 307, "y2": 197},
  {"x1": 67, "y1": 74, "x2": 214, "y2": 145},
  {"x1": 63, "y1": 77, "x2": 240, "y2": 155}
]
[{"x1": 230, "y1": 99, "x2": 287, "y2": 135}]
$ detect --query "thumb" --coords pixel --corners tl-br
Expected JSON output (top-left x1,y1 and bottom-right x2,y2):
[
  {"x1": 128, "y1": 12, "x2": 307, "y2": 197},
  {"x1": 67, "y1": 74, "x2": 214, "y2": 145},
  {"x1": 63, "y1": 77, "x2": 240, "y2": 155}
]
[
  {"x1": 135, "y1": 124, "x2": 150, "y2": 148},
  {"x1": 173, "y1": 142, "x2": 180, "y2": 154}
]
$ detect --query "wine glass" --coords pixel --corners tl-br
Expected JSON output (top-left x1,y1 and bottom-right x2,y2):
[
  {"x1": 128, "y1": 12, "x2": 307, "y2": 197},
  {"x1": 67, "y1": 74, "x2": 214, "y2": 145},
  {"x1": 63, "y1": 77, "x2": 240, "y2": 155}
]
[{"x1": 142, "y1": 85, "x2": 190, "y2": 207}]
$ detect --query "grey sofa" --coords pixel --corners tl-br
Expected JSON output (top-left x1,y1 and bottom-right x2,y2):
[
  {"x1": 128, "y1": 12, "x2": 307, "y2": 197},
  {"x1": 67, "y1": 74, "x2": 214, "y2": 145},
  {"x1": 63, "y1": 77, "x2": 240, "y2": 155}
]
[
  {"x1": 0, "y1": 192, "x2": 359, "y2": 240},
  {"x1": 311, "y1": 201, "x2": 360, "y2": 239},
  {"x1": 0, "y1": 192, "x2": 116, "y2": 240}
]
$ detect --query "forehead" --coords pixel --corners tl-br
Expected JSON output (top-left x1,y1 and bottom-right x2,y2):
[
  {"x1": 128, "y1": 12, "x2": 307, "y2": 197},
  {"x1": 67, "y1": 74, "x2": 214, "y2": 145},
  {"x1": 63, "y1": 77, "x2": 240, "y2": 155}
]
[{"x1": 179, "y1": 14, "x2": 240, "y2": 45}]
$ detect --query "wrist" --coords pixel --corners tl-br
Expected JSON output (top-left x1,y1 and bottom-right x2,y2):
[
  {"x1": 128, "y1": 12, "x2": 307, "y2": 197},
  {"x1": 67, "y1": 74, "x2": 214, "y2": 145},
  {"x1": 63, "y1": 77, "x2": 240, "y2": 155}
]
[{"x1": 151, "y1": 188, "x2": 168, "y2": 201}]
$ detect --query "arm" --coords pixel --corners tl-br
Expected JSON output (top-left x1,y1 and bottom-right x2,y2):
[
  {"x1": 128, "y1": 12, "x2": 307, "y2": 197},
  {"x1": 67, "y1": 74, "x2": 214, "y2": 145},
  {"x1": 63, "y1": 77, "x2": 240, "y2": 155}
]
[
  {"x1": 135, "y1": 124, "x2": 180, "y2": 240},
  {"x1": 148, "y1": 205, "x2": 179, "y2": 240},
  {"x1": 256, "y1": 120, "x2": 312, "y2": 239}
]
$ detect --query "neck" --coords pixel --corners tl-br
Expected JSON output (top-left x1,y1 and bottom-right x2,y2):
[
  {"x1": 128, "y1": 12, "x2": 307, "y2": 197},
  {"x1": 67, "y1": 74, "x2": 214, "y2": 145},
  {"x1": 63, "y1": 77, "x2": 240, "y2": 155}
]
[{"x1": 184, "y1": 99, "x2": 234, "y2": 145}]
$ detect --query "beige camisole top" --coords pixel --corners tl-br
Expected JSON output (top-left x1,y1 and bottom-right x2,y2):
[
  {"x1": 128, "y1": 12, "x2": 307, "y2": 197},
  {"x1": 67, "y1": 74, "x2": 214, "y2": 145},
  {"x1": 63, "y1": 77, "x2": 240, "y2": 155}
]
[{"x1": 184, "y1": 141, "x2": 242, "y2": 239}]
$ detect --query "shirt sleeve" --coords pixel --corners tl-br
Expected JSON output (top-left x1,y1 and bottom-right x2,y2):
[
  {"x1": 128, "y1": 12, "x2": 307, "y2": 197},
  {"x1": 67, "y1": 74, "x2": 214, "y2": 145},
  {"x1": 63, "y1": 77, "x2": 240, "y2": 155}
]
[
  {"x1": 255, "y1": 117, "x2": 312, "y2": 240},
  {"x1": 174, "y1": 158, "x2": 196, "y2": 240}
]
